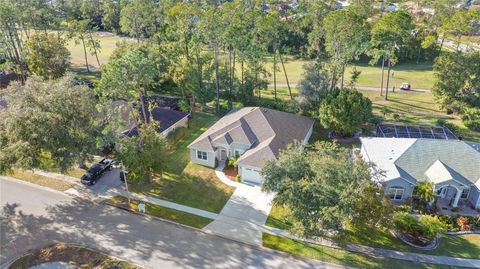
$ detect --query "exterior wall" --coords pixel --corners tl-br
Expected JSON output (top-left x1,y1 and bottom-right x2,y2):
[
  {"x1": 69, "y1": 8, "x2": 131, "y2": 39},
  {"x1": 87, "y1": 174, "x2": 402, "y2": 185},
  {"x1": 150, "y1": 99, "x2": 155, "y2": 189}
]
[
  {"x1": 434, "y1": 179, "x2": 465, "y2": 191},
  {"x1": 189, "y1": 148, "x2": 215, "y2": 168},
  {"x1": 231, "y1": 142, "x2": 250, "y2": 157},
  {"x1": 469, "y1": 186, "x2": 480, "y2": 209},
  {"x1": 161, "y1": 114, "x2": 189, "y2": 137},
  {"x1": 383, "y1": 177, "x2": 415, "y2": 201},
  {"x1": 303, "y1": 123, "x2": 314, "y2": 143},
  {"x1": 213, "y1": 142, "x2": 251, "y2": 160}
]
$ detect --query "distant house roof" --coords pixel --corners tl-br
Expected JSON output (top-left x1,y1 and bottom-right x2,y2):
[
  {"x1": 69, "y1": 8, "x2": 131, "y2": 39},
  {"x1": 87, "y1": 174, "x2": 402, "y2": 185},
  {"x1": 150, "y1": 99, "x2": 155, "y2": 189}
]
[
  {"x1": 115, "y1": 96, "x2": 189, "y2": 138},
  {"x1": 188, "y1": 107, "x2": 315, "y2": 168},
  {"x1": 123, "y1": 106, "x2": 189, "y2": 137},
  {"x1": 0, "y1": 93, "x2": 6, "y2": 109},
  {"x1": 361, "y1": 137, "x2": 480, "y2": 188}
]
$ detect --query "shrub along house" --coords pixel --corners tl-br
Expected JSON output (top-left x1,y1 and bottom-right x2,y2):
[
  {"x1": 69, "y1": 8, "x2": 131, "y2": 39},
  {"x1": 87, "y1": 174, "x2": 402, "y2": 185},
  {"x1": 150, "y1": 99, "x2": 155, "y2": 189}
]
[
  {"x1": 188, "y1": 107, "x2": 314, "y2": 185},
  {"x1": 360, "y1": 137, "x2": 480, "y2": 210}
]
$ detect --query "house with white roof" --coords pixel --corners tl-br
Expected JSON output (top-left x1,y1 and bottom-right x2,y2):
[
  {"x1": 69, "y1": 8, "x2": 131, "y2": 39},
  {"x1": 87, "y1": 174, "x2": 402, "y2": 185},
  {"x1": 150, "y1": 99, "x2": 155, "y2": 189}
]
[{"x1": 360, "y1": 137, "x2": 480, "y2": 209}]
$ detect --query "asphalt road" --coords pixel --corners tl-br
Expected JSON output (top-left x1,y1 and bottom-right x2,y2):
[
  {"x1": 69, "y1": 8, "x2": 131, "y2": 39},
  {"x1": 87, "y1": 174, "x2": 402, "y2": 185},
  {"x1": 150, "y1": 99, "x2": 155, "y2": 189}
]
[{"x1": 0, "y1": 178, "x2": 349, "y2": 269}]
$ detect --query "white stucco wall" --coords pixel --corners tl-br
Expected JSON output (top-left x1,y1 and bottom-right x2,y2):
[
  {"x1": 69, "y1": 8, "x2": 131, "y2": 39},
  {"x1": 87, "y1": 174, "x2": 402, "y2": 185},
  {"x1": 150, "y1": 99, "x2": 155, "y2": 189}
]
[{"x1": 189, "y1": 148, "x2": 215, "y2": 168}]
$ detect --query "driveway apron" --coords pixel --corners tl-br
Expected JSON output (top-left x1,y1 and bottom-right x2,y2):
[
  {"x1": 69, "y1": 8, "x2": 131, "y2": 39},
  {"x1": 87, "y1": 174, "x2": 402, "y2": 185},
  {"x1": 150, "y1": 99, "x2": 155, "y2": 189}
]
[{"x1": 203, "y1": 172, "x2": 274, "y2": 246}]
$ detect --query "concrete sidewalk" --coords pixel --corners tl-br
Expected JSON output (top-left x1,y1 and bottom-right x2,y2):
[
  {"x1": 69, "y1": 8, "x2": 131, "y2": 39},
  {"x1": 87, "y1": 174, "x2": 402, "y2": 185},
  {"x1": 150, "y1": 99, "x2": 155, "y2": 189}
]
[
  {"x1": 111, "y1": 189, "x2": 218, "y2": 220},
  {"x1": 264, "y1": 227, "x2": 480, "y2": 268}
]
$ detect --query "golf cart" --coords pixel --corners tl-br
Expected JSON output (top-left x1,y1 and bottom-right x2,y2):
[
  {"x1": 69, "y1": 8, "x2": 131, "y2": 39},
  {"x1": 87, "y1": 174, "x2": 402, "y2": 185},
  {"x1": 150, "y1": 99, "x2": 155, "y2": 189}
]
[{"x1": 400, "y1": 82, "x2": 411, "y2": 91}]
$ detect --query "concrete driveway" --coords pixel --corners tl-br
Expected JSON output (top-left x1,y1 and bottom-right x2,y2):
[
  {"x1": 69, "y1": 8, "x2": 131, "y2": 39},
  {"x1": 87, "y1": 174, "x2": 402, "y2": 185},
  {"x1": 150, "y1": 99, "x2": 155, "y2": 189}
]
[
  {"x1": 65, "y1": 168, "x2": 123, "y2": 200},
  {"x1": 203, "y1": 176, "x2": 274, "y2": 246}
]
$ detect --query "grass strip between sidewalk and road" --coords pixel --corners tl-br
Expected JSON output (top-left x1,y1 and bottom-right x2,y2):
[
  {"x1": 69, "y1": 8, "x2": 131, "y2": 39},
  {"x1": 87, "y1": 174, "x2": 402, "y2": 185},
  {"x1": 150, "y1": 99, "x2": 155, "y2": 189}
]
[
  {"x1": 6, "y1": 170, "x2": 75, "y2": 191},
  {"x1": 9, "y1": 243, "x2": 141, "y2": 269},
  {"x1": 266, "y1": 203, "x2": 480, "y2": 259},
  {"x1": 105, "y1": 195, "x2": 213, "y2": 229},
  {"x1": 262, "y1": 233, "x2": 467, "y2": 269}
]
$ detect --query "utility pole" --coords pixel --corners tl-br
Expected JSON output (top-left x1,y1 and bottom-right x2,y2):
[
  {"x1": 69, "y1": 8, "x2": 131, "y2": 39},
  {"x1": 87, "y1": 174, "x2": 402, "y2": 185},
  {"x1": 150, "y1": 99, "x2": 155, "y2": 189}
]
[{"x1": 121, "y1": 161, "x2": 131, "y2": 205}]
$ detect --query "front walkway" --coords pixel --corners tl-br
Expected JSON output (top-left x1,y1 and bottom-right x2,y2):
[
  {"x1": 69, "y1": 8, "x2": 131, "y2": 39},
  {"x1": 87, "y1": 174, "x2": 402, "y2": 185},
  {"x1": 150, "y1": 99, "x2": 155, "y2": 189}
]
[
  {"x1": 437, "y1": 198, "x2": 480, "y2": 217},
  {"x1": 203, "y1": 162, "x2": 275, "y2": 246}
]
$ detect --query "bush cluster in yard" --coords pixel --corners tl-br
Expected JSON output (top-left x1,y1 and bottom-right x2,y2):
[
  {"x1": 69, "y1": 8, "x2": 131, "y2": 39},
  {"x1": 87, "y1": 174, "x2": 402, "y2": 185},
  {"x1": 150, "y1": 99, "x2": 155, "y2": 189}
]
[
  {"x1": 438, "y1": 215, "x2": 480, "y2": 232},
  {"x1": 393, "y1": 212, "x2": 446, "y2": 245},
  {"x1": 394, "y1": 205, "x2": 411, "y2": 213},
  {"x1": 462, "y1": 107, "x2": 480, "y2": 132}
]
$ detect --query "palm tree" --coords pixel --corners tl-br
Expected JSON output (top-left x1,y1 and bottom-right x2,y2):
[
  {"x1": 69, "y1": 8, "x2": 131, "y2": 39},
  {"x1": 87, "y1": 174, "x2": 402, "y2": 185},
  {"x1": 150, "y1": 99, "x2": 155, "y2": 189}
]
[{"x1": 413, "y1": 181, "x2": 435, "y2": 213}]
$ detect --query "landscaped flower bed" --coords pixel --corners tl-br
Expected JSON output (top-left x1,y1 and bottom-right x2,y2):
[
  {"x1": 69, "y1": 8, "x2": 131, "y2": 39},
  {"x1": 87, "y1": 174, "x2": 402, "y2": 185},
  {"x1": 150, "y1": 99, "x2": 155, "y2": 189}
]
[
  {"x1": 438, "y1": 215, "x2": 480, "y2": 232},
  {"x1": 393, "y1": 212, "x2": 445, "y2": 248}
]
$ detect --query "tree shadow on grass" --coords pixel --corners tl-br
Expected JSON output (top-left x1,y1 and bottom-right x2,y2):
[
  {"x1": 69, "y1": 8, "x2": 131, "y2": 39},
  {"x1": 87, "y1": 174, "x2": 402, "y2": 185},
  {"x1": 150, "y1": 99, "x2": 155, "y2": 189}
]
[
  {"x1": 387, "y1": 99, "x2": 442, "y2": 113},
  {"x1": 129, "y1": 164, "x2": 234, "y2": 214}
]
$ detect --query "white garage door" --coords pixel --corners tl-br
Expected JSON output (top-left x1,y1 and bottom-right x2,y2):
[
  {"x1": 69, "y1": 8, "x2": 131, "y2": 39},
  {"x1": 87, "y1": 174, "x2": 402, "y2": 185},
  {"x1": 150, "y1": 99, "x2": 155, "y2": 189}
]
[{"x1": 242, "y1": 167, "x2": 263, "y2": 185}]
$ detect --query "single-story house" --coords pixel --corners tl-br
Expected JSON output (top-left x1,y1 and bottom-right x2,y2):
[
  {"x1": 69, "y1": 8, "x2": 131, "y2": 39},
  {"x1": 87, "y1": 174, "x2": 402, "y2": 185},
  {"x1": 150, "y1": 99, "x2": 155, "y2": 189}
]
[
  {"x1": 188, "y1": 107, "x2": 315, "y2": 185},
  {"x1": 360, "y1": 137, "x2": 480, "y2": 209},
  {"x1": 122, "y1": 106, "x2": 189, "y2": 137},
  {"x1": 117, "y1": 96, "x2": 190, "y2": 138}
]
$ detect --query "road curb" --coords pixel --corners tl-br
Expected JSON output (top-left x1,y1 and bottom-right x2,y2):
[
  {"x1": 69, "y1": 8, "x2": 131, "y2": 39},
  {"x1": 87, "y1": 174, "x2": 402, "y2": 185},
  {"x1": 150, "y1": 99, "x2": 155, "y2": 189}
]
[
  {"x1": 102, "y1": 200, "x2": 353, "y2": 269},
  {"x1": 0, "y1": 242, "x2": 145, "y2": 269},
  {"x1": 0, "y1": 176, "x2": 69, "y2": 196}
]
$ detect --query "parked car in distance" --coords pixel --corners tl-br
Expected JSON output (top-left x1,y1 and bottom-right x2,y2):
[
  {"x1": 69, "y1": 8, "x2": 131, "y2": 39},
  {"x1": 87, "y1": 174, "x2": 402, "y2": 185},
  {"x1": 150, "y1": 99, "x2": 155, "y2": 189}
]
[
  {"x1": 400, "y1": 82, "x2": 411, "y2": 90},
  {"x1": 80, "y1": 159, "x2": 113, "y2": 186}
]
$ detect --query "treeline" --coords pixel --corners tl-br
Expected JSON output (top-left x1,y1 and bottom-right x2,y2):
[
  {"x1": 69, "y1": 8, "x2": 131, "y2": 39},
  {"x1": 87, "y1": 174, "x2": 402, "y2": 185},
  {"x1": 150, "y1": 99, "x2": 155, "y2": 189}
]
[{"x1": 1, "y1": 0, "x2": 479, "y2": 114}]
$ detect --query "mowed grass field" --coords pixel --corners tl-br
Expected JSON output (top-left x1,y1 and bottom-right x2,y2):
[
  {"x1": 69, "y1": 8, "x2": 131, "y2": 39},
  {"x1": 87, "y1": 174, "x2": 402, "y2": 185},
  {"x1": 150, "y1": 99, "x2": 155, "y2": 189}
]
[
  {"x1": 260, "y1": 56, "x2": 435, "y2": 90},
  {"x1": 62, "y1": 32, "x2": 477, "y2": 141},
  {"x1": 66, "y1": 36, "x2": 435, "y2": 90},
  {"x1": 66, "y1": 32, "x2": 131, "y2": 70}
]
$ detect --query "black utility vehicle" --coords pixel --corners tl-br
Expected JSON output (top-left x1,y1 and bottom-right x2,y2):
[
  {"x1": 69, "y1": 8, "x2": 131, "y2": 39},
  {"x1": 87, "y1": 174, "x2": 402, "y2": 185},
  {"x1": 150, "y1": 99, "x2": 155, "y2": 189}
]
[{"x1": 81, "y1": 159, "x2": 112, "y2": 185}]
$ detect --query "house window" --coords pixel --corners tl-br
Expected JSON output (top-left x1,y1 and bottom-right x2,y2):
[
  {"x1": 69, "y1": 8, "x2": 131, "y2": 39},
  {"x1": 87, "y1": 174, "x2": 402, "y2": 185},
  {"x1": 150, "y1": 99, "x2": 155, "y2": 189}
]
[
  {"x1": 461, "y1": 188, "x2": 469, "y2": 199},
  {"x1": 387, "y1": 187, "x2": 404, "y2": 200},
  {"x1": 197, "y1": 150, "x2": 207, "y2": 160}
]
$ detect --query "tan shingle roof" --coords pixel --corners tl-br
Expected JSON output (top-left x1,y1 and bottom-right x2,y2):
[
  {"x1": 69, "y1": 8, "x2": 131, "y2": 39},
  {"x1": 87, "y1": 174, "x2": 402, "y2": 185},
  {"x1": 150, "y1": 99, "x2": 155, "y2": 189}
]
[{"x1": 188, "y1": 107, "x2": 314, "y2": 168}]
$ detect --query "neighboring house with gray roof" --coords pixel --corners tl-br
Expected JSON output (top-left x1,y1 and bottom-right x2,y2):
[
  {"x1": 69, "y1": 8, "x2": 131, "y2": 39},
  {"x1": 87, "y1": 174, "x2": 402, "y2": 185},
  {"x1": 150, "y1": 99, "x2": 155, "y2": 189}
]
[
  {"x1": 360, "y1": 137, "x2": 480, "y2": 209},
  {"x1": 188, "y1": 107, "x2": 315, "y2": 185}
]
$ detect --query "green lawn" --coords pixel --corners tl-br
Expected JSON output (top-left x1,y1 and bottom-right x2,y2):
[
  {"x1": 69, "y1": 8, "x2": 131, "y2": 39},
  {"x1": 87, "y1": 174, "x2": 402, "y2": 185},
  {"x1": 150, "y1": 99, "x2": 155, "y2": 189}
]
[
  {"x1": 66, "y1": 33, "x2": 130, "y2": 70},
  {"x1": 345, "y1": 62, "x2": 435, "y2": 90},
  {"x1": 263, "y1": 233, "x2": 463, "y2": 269},
  {"x1": 266, "y1": 203, "x2": 480, "y2": 259},
  {"x1": 359, "y1": 89, "x2": 480, "y2": 142},
  {"x1": 106, "y1": 196, "x2": 213, "y2": 229},
  {"x1": 260, "y1": 56, "x2": 435, "y2": 89},
  {"x1": 129, "y1": 111, "x2": 235, "y2": 213},
  {"x1": 7, "y1": 170, "x2": 75, "y2": 191}
]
